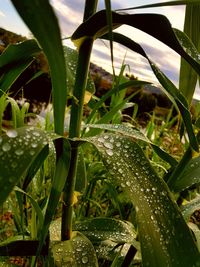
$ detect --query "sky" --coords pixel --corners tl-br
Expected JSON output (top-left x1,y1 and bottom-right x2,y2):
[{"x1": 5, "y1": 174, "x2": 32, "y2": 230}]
[{"x1": 0, "y1": 0, "x2": 199, "y2": 98}]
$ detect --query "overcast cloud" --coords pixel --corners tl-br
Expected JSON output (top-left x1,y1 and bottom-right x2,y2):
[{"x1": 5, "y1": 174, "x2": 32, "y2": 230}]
[{"x1": 1, "y1": 0, "x2": 197, "y2": 90}]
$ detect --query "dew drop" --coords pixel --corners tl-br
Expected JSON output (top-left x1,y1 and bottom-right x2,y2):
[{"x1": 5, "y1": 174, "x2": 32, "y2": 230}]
[
  {"x1": 118, "y1": 168, "x2": 123, "y2": 174},
  {"x1": 15, "y1": 149, "x2": 24, "y2": 156},
  {"x1": 6, "y1": 130, "x2": 18, "y2": 138},
  {"x1": 31, "y1": 143, "x2": 38, "y2": 148},
  {"x1": 97, "y1": 137, "x2": 104, "y2": 143},
  {"x1": 2, "y1": 143, "x2": 11, "y2": 152},
  {"x1": 104, "y1": 142, "x2": 113, "y2": 149},
  {"x1": 33, "y1": 131, "x2": 40, "y2": 137},
  {"x1": 106, "y1": 149, "x2": 113, "y2": 156},
  {"x1": 116, "y1": 142, "x2": 121, "y2": 147},
  {"x1": 29, "y1": 150, "x2": 35, "y2": 156},
  {"x1": 126, "y1": 181, "x2": 131, "y2": 186},
  {"x1": 81, "y1": 256, "x2": 88, "y2": 264},
  {"x1": 11, "y1": 162, "x2": 17, "y2": 169}
]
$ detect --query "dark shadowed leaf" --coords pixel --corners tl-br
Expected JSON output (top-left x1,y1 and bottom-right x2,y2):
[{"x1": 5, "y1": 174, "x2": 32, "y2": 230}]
[
  {"x1": 171, "y1": 155, "x2": 200, "y2": 192},
  {"x1": 0, "y1": 40, "x2": 41, "y2": 96},
  {"x1": 72, "y1": 10, "x2": 200, "y2": 78},
  {"x1": 84, "y1": 133, "x2": 200, "y2": 266},
  {"x1": 181, "y1": 194, "x2": 200, "y2": 221}
]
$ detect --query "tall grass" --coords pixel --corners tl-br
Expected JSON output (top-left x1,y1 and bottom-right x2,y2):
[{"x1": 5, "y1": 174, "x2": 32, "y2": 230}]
[{"x1": 0, "y1": 0, "x2": 200, "y2": 266}]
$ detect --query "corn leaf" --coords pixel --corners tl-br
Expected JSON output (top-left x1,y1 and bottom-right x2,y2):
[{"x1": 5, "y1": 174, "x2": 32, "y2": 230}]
[
  {"x1": 38, "y1": 138, "x2": 71, "y2": 254},
  {"x1": 116, "y1": 0, "x2": 200, "y2": 11},
  {"x1": 64, "y1": 46, "x2": 95, "y2": 95},
  {"x1": 72, "y1": 10, "x2": 200, "y2": 77},
  {"x1": 73, "y1": 218, "x2": 137, "y2": 246},
  {"x1": 11, "y1": 0, "x2": 67, "y2": 135},
  {"x1": 171, "y1": 155, "x2": 200, "y2": 193},
  {"x1": 0, "y1": 127, "x2": 59, "y2": 205},
  {"x1": 0, "y1": 40, "x2": 41, "y2": 96},
  {"x1": 181, "y1": 194, "x2": 200, "y2": 222},
  {"x1": 50, "y1": 231, "x2": 98, "y2": 266},
  {"x1": 101, "y1": 32, "x2": 199, "y2": 151},
  {"x1": 84, "y1": 133, "x2": 200, "y2": 267},
  {"x1": 179, "y1": 4, "x2": 200, "y2": 104},
  {"x1": 85, "y1": 123, "x2": 177, "y2": 168}
]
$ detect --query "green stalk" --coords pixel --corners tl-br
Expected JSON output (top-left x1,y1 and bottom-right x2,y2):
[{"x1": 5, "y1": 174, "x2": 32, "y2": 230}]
[{"x1": 61, "y1": 0, "x2": 98, "y2": 241}]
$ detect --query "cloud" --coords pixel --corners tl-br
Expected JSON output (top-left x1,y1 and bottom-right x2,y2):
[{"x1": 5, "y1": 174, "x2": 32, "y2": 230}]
[
  {"x1": 0, "y1": 10, "x2": 6, "y2": 17},
  {"x1": 50, "y1": 0, "x2": 184, "y2": 86}
]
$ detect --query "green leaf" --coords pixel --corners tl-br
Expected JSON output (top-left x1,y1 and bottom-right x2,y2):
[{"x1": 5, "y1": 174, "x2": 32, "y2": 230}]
[
  {"x1": 84, "y1": 133, "x2": 200, "y2": 267},
  {"x1": 0, "y1": 40, "x2": 41, "y2": 96},
  {"x1": 75, "y1": 148, "x2": 87, "y2": 193},
  {"x1": 0, "y1": 39, "x2": 40, "y2": 70},
  {"x1": 11, "y1": 0, "x2": 67, "y2": 135},
  {"x1": 85, "y1": 123, "x2": 177, "y2": 167},
  {"x1": 85, "y1": 80, "x2": 149, "y2": 125},
  {"x1": 101, "y1": 32, "x2": 199, "y2": 151},
  {"x1": 116, "y1": 0, "x2": 200, "y2": 11},
  {"x1": 38, "y1": 138, "x2": 71, "y2": 254},
  {"x1": 0, "y1": 127, "x2": 57, "y2": 205},
  {"x1": 179, "y1": 3, "x2": 200, "y2": 104},
  {"x1": 73, "y1": 218, "x2": 138, "y2": 247},
  {"x1": 181, "y1": 194, "x2": 200, "y2": 221},
  {"x1": 50, "y1": 231, "x2": 98, "y2": 266},
  {"x1": 172, "y1": 155, "x2": 200, "y2": 192},
  {"x1": 188, "y1": 222, "x2": 200, "y2": 252},
  {"x1": 22, "y1": 144, "x2": 49, "y2": 190},
  {"x1": 64, "y1": 46, "x2": 95, "y2": 95},
  {"x1": 72, "y1": 10, "x2": 200, "y2": 77},
  {"x1": 14, "y1": 186, "x2": 44, "y2": 233}
]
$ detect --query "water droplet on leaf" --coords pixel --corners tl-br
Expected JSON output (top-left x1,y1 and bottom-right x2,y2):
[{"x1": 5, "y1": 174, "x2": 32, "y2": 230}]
[
  {"x1": 6, "y1": 130, "x2": 18, "y2": 138},
  {"x1": 2, "y1": 143, "x2": 11, "y2": 152}
]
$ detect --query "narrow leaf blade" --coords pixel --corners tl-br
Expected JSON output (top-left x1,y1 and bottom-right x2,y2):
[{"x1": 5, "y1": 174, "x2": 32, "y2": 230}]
[{"x1": 11, "y1": 0, "x2": 67, "y2": 134}]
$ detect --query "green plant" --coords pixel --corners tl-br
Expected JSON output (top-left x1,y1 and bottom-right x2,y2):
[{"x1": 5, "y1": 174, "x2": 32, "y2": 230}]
[{"x1": 0, "y1": 0, "x2": 200, "y2": 266}]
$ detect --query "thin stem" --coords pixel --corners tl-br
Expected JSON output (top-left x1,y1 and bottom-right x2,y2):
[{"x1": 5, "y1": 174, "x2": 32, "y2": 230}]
[{"x1": 61, "y1": 0, "x2": 98, "y2": 240}]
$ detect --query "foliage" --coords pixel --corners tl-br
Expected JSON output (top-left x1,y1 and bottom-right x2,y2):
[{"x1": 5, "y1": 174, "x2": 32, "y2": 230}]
[{"x1": 0, "y1": 0, "x2": 200, "y2": 266}]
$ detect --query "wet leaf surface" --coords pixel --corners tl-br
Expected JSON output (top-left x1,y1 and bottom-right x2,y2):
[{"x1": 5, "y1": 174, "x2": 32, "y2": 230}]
[
  {"x1": 85, "y1": 133, "x2": 200, "y2": 266},
  {"x1": 50, "y1": 231, "x2": 98, "y2": 267}
]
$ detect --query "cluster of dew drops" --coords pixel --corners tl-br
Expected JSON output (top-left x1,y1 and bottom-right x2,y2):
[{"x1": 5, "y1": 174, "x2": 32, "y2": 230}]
[{"x1": 0, "y1": 127, "x2": 49, "y2": 172}]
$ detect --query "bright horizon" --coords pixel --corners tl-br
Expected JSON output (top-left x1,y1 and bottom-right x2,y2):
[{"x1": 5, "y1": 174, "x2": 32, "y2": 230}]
[{"x1": 1, "y1": 0, "x2": 200, "y2": 99}]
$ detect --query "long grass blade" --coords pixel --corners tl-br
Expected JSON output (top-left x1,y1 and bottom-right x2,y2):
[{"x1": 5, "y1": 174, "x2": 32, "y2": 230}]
[
  {"x1": 101, "y1": 32, "x2": 199, "y2": 151},
  {"x1": 179, "y1": 4, "x2": 200, "y2": 104},
  {"x1": 115, "y1": 0, "x2": 200, "y2": 11},
  {"x1": 11, "y1": 0, "x2": 67, "y2": 135}
]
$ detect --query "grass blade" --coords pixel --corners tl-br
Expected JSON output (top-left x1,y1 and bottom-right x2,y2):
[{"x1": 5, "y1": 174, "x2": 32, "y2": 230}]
[
  {"x1": 101, "y1": 32, "x2": 199, "y2": 151},
  {"x1": 179, "y1": 4, "x2": 200, "y2": 104},
  {"x1": 11, "y1": 0, "x2": 67, "y2": 134},
  {"x1": 0, "y1": 40, "x2": 41, "y2": 96},
  {"x1": 116, "y1": 0, "x2": 200, "y2": 11}
]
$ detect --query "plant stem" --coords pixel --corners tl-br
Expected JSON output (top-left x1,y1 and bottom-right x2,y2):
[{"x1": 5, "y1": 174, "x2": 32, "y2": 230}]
[{"x1": 61, "y1": 0, "x2": 98, "y2": 240}]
